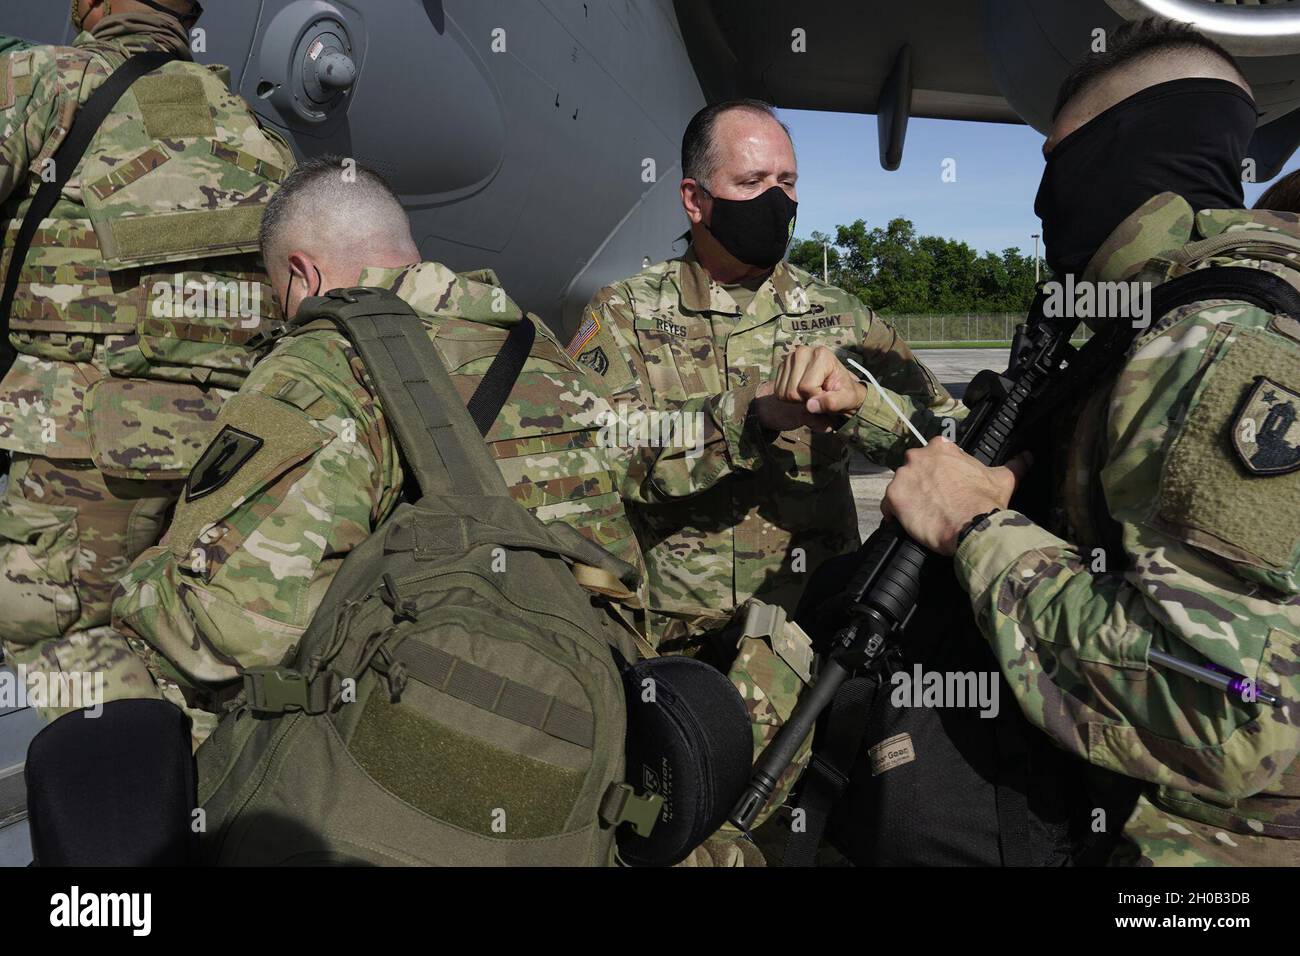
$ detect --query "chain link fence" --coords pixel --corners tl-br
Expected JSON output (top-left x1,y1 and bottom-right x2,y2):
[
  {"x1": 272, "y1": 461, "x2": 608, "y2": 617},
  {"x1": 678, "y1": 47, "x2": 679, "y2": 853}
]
[{"x1": 886, "y1": 313, "x2": 1093, "y2": 346}]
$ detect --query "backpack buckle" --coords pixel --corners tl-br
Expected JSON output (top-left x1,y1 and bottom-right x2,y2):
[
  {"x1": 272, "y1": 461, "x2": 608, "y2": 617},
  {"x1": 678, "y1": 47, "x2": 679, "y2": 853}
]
[
  {"x1": 243, "y1": 666, "x2": 311, "y2": 714},
  {"x1": 600, "y1": 783, "x2": 663, "y2": 837},
  {"x1": 246, "y1": 322, "x2": 289, "y2": 352},
  {"x1": 325, "y1": 287, "x2": 380, "y2": 305}
]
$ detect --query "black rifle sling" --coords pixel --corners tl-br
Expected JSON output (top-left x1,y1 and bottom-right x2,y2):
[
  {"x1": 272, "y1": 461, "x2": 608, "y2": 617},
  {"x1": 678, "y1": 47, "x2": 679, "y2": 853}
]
[
  {"x1": 0, "y1": 50, "x2": 176, "y2": 378},
  {"x1": 782, "y1": 265, "x2": 1300, "y2": 867}
]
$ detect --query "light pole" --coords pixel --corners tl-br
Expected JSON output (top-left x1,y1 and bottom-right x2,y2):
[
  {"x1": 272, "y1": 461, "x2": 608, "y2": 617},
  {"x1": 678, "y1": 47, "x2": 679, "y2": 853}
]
[
  {"x1": 1031, "y1": 233, "x2": 1041, "y2": 284},
  {"x1": 823, "y1": 241, "x2": 829, "y2": 282}
]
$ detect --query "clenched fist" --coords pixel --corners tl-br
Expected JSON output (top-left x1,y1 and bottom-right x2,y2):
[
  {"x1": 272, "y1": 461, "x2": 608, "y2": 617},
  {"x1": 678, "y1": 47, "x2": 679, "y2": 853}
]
[{"x1": 772, "y1": 345, "x2": 869, "y2": 417}]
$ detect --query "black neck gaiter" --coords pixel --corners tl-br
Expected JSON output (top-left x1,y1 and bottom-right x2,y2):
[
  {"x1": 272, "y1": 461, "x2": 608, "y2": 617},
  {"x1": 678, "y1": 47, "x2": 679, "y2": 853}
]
[{"x1": 1034, "y1": 78, "x2": 1257, "y2": 277}]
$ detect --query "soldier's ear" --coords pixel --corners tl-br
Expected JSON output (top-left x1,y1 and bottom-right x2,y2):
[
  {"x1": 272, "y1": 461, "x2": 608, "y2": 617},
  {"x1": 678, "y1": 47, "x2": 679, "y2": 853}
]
[
  {"x1": 286, "y1": 252, "x2": 318, "y2": 287},
  {"x1": 681, "y1": 180, "x2": 708, "y2": 225}
]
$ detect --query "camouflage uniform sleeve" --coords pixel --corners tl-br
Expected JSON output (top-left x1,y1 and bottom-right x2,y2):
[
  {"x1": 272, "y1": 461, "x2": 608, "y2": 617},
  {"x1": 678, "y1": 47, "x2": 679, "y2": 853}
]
[
  {"x1": 581, "y1": 286, "x2": 775, "y2": 506},
  {"x1": 952, "y1": 310, "x2": 1300, "y2": 801},
  {"x1": 0, "y1": 47, "x2": 59, "y2": 208},
  {"x1": 835, "y1": 302, "x2": 966, "y2": 468},
  {"x1": 112, "y1": 331, "x2": 403, "y2": 687}
]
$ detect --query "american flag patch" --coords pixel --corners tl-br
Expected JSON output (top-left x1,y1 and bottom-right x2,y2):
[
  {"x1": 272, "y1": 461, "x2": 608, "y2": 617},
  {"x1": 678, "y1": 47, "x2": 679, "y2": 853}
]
[{"x1": 565, "y1": 311, "x2": 601, "y2": 358}]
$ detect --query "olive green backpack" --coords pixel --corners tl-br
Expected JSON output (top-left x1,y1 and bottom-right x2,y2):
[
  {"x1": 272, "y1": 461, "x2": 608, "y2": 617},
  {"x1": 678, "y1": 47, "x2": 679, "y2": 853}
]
[{"x1": 194, "y1": 288, "x2": 661, "y2": 865}]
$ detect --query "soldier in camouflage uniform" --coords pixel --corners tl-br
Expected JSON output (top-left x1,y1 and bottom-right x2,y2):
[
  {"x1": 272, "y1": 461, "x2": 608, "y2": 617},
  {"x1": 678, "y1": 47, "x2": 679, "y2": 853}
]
[
  {"x1": 113, "y1": 158, "x2": 775, "y2": 865},
  {"x1": 577, "y1": 101, "x2": 960, "y2": 844},
  {"x1": 114, "y1": 156, "x2": 643, "y2": 688},
  {"x1": 0, "y1": 0, "x2": 293, "y2": 727},
  {"x1": 582, "y1": 102, "x2": 959, "y2": 630},
  {"x1": 884, "y1": 20, "x2": 1300, "y2": 865}
]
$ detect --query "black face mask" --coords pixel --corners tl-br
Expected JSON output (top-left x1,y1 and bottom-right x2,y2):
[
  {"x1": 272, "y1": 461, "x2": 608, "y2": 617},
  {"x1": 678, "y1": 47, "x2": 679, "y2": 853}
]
[
  {"x1": 701, "y1": 184, "x2": 798, "y2": 269},
  {"x1": 1035, "y1": 78, "x2": 1257, "y2": 278}
]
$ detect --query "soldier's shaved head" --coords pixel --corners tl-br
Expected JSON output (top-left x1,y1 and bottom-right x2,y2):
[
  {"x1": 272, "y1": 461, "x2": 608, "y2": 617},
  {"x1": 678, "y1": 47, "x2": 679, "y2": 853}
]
[
  {"x1": 1047, "y1": 19, "x2": 1251, "y2": 154},
  {"x1": 260, "y1": 156, "x2": 420, "y2": 317}
]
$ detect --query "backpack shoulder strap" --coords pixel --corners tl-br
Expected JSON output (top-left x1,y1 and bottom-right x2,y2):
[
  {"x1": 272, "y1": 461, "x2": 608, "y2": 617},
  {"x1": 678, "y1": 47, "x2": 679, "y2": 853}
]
[
  {"x1": 0, "y1": 49, "x2": 175, "y2": 377},
  {"x1": 294, "y1": 288, "x2": 642, "y2": 590},
  {"x1": 295, "y1": 287, "x2": 512, "y2": 500},
  {"x1": 1169, "y1": 227, "x2": 1300, "y2": 268},
  {"x1": 1153, "y1": 264, "x2": 1300, "y2": 319}
]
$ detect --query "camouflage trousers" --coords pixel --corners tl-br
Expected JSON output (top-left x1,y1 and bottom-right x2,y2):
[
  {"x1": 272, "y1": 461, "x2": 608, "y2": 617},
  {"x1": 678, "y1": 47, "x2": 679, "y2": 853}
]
[
  {"x1": 0, "y1": 453, "x2": 213, "y2": 743},
  {"x1": 1112, "y1": 794, "x2": 1300, "y2": 866},
  {"x1": 653, "y1": 601, "x2": 817, "y2": 862}
]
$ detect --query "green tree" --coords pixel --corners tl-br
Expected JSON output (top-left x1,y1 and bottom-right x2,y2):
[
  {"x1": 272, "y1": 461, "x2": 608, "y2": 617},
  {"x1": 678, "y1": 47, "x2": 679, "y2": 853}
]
[
  {"x1": 789, "y1": 218, "x2": 1039, "y2": 315},
  {"x1": 788, "y1": 230, "x2": 840, "y2": 281}
]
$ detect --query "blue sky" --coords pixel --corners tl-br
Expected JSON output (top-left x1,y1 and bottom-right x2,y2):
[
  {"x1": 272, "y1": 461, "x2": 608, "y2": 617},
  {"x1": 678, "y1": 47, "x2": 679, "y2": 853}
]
[{"x1": 781, "y1": 108, "x2": 1300, "y2": 257}]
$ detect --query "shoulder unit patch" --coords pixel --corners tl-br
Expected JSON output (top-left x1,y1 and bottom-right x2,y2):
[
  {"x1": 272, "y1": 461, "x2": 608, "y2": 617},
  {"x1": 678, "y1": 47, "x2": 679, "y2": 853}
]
[
  {"x1": 577, "y1": 345, "x2": 609, "y2": 376},
  {"x1": 1233, "y1": 377, "x2": 1300, "y2": 476},
  {"x1": 186, "y1": 426, "x2": 264, "y2": 501}
]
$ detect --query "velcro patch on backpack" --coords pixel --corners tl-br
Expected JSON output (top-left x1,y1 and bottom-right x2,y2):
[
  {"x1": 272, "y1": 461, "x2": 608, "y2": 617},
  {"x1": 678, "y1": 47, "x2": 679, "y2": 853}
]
[
  {"x1": 0, "y1": 56, "x2": 13, "y2": 110},
  {"x1": 3, "y1": 52, "x2": 33, "y2": 106}
]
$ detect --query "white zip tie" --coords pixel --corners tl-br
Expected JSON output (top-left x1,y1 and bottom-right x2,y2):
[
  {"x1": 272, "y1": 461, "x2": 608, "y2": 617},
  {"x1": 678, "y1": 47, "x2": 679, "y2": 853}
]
[{"x1": 846, "y1": 357, "x2": 929, "y2": 447}]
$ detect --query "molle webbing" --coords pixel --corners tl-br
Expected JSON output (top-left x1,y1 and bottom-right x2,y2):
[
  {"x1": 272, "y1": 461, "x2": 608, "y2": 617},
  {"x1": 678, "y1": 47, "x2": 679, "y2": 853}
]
[
  {"x1": 295, "y1": 289, "x2": 514, "y2": 500},
  {"x1": 394, "y1": 639, "x2": 595, "y2": 748}
]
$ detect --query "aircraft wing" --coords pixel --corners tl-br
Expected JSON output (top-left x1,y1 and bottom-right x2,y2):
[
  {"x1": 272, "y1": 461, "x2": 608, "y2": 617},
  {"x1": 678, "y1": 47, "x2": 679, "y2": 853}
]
[{"x1": 677, "y1": 0, "x2": 1300, "y2": 177}]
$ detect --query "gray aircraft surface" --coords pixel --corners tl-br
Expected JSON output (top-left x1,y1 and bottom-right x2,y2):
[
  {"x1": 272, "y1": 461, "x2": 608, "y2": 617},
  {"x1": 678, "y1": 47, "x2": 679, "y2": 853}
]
[{"x1": 2, "y1": 0, "x2": 1300, "y2": 865}]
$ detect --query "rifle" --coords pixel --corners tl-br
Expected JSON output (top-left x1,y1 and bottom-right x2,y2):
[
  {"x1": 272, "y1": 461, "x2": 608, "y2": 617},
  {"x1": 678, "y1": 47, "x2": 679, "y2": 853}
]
[
  {"x1": 730, "y1": 265, "x2": 1300, "y2": 830},
  {"x1": 729, "y1": 287, "x2": 1092, "y2": 829}
]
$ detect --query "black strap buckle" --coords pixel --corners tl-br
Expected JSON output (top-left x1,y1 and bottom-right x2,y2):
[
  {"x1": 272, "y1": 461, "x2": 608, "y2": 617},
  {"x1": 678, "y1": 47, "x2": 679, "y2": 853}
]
[{"x1": 245, "y1": 322, "x2": 289, "y2": 351}]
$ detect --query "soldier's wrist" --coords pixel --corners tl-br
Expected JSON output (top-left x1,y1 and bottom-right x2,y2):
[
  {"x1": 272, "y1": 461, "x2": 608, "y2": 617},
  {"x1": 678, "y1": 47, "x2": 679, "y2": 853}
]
[{"x1": 956, "y1": 509, "x2": 1002, "y2": 549}]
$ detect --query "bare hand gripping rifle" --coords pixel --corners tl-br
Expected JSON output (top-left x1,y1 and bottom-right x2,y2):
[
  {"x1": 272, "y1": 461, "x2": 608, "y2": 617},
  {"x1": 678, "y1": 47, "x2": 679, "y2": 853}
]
[
  {"x1": 728, "y1": 287, "x2": 1077, "y2": 829},
  {"x1": 729, "y1": 266, "x2": 1299, "y2": 830}
]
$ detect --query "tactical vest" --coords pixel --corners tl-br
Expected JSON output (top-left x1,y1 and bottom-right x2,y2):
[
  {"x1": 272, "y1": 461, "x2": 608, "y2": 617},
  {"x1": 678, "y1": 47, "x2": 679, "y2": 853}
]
[
  {"x1": 0, "y1": 41, "x2": 289, "y2": 373},
  {"x1": 0, "y1": 37, "x2": 292, "y2": 475},
  {"x1": 1048, "y1": 219, "x2": 1300, "y2": 843}
]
